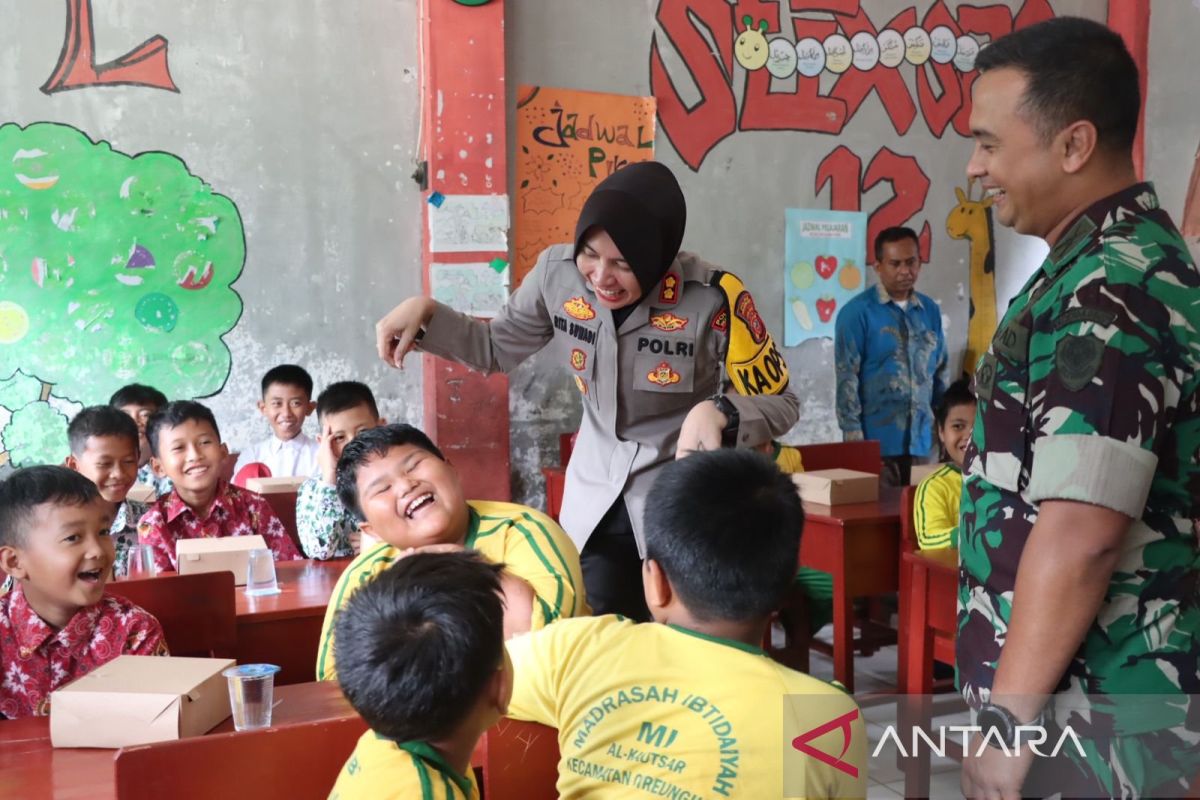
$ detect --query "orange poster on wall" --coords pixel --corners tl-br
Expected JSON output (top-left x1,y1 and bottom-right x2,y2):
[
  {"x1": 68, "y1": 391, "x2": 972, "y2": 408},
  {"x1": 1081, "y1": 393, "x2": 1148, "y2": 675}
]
[{"x1": 513, "y1": 85, "x2": 656, "y2": 287}]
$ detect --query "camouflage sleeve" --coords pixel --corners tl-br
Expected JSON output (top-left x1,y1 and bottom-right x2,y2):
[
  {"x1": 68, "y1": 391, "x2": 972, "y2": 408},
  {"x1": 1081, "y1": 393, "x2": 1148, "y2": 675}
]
[
  {"x1": 834, "y1": 305, "x2": 865, "y2": 435},
  {"x1": 1025, "y1": 270, "x2": 1178, "y2": 517},
  {"x1": 296, "y1": 478, "x2": 356, "y2": 560}
]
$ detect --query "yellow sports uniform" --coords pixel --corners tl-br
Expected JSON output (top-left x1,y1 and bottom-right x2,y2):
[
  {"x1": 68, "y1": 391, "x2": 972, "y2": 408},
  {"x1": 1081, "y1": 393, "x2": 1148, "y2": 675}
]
[
  {"x1": 506, "y1": 616, "x2": 866, "y2": 799},
  {"x1": 316, "y1": 499, "x2": 586, "y2": 681},
  {"x1": 329, "y1": 732, "x2": 479, "y2": 800},
  {"x1": 913, "y1": 463, "x2": 962, "y2": 550}
]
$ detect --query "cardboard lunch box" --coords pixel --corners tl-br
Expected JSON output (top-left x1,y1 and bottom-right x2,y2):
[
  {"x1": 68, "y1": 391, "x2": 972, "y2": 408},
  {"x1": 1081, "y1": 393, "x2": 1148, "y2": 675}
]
[
  {"x1": 792, "y1": 469, "x2": 880, "y2": 506},
  {"x1": 50, "y1": 655, "x2": 234, "y2": 748},
  {"x1": 909, "y1": 462, "x2": 942, "y2": 485},
  {"x1": 244, "y1": 475, "x2": 307, "y2": 494},
  {"x1": 176, "y1": 534, "x2": 267, "y2": 586}
]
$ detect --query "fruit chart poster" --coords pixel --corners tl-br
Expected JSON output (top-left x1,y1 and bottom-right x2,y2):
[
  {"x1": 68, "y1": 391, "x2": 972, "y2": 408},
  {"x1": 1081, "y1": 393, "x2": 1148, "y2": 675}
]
[{"x1": 783, "y1": 209, "x2": 868, "y2": 345}]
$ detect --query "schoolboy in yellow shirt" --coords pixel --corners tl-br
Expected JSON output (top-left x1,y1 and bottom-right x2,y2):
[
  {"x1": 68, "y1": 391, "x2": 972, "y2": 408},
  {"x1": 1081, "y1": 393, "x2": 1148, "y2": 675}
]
[
  {"x1": 328, "y1": 552, "x2": 509, "y2": 799},
  {"x1": 913, "y1": 379, "x2": 975, "y2": 550},
  {"x1": 316, "y1": 424, "x2": 586, "y2": 681},
  {"x1": 505, "y1": 449, "x2": 866, "y2": 799}
]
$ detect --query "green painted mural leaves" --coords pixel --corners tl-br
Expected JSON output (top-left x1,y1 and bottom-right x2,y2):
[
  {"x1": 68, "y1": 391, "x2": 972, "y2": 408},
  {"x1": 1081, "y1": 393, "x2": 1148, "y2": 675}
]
[{"x1": 1, "y1": 401, "x2": 69, "y2": 467}]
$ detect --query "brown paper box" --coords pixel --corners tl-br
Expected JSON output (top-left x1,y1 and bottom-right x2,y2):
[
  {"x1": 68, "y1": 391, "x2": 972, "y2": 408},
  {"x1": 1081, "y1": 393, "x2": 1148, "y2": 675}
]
[
  {"x1": 126, "y1": 484, "x2": 156, "y2": 504},
  {"x1": 176, "y1": 534, "x2": 267, "y2": 586},
  {"x1": 793, "y1": 469, "x2": 879, "y2": 505},
  {"x1": 51, "y1": 655, "x2": 234, "y2": 748},
  {"x1": 909, "y1": 462, "x2": 942, "y2": 486},
  {"x1": 244, "y1": 476, "x2": 308, "y2": 494}
]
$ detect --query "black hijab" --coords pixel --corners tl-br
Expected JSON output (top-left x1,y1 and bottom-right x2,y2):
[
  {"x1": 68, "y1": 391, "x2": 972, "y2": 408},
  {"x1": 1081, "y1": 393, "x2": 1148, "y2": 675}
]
[{"x1": 573, "y1": 162, "x2": 687, "y2": 325}]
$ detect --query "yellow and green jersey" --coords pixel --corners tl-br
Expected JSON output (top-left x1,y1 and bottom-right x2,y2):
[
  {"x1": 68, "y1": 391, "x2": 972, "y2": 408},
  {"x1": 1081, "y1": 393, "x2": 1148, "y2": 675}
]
[
  {"x1": 316, "y1": 499, "x2": 586, "y2": 681},
  {"x1": 329, "y1": 732, "x2": 478, "y2": 800},
  {"x1": 506, "y1": 615, "x2": 866, "y2": 799},
  {"x1": 914, "y1": 463, "x2": 962, "y2": 550}
]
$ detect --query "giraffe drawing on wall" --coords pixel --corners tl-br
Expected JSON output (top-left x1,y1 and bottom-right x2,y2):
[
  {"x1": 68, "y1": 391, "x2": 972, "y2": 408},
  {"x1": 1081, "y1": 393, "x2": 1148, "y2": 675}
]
[{"x1": 946, "y1": 178, "x2": 997, "y2": 376}]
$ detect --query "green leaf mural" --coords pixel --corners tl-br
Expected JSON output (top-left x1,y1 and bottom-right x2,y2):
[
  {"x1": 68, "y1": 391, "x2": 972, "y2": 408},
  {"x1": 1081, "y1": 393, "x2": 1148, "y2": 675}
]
[{"x1": 0, "y1": 122, "x2": 245, "y2": 466}]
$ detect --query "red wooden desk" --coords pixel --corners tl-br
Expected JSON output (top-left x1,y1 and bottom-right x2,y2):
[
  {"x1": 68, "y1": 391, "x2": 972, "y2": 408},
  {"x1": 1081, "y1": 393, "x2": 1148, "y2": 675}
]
[
  {"x1": 798, "y1": 486, "x2": 901, "y2": 693},
  {"x1": 899, "y1": 546, "x2": 957, "y2": 695},
  {"x1": 234, "y1": 558, "x2": 352, "y2": 685},
  {"x1": 0, "y1": 681, "x2": 355, "y2": 800}
]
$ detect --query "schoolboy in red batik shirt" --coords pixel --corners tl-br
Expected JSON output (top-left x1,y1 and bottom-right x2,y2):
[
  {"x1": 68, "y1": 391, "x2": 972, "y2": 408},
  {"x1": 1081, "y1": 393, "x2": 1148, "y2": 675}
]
[
  {"x1": 136, "y1": 400, "x2": 301, "y2": 572},
  {"x1": 0, "y1": 466, "x2": 167, "y2": 719}
]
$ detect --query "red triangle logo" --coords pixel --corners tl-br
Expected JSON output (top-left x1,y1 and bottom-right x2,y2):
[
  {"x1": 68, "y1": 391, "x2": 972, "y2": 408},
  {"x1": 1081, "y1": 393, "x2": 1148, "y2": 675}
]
[{"x1": 791, "y1": 708, "x2": 859, "y2": 778}]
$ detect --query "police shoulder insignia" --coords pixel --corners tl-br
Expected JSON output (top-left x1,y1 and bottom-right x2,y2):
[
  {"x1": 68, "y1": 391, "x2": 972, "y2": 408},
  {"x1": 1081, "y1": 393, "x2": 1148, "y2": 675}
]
[
  {"x1": 563, "y1": 296, "x2": 596, "y2": 320},
  {"x1": 658, "y1": 273, "x2": 680, "y2": 305},
  {"x1": 709, "y1": 308, "x2": 728, "y2": 332},
  {"x1": 1055, "y1": 333, "x2": 1105, "y2": 391},
  {"x1": 733, "y1": 291, "x2": 767, "y2": 344},
  {"x1": 570, "y1": 348, "x2": 587, "y2": 371},
  {"x1": 650, "y1": 312, "x2": 688, "y2": 332},
  {"x1": 647, "y1": 361, "x2": 681, "y2": 386}
]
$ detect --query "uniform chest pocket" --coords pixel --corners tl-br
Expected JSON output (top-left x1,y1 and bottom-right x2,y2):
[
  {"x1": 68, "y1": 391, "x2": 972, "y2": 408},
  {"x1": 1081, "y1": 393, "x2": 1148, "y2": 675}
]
[
  {"x1": 633, "y1": 332, "x2": 696, "y2": 395},
  {"x1": 553, "y1": 314, "x2": 599, "y2": 399}
]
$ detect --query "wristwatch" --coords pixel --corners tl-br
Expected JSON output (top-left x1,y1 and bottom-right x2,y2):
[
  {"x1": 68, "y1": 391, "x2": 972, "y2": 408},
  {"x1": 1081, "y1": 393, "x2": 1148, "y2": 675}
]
[
  {"x1": 976, "y1": 702, "x2": 1042, "y2": 750},
  {"x1": 709, "y1": 394, "x2": 740, "y2": 448}
]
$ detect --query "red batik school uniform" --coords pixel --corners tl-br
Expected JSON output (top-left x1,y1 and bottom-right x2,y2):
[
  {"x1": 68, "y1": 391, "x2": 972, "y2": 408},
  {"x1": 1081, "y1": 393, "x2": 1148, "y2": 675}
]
[
  {"x1": 0, "y1": 583, "x2": 168, "y2": 719},
  {"x1": 137, "y1": 481, "x2": 303, "y2": 572}
]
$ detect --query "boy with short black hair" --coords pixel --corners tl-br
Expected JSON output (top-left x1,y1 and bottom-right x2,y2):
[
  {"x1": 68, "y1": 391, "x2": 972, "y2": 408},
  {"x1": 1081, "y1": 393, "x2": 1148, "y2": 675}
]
[
  {"x1": 296, "y1": 381, "x2": 386, "y2": 559},
  {"x1": 233, "y1": 364, "x2": 318, "y2": 481},
  {"x1": 315, "y1": 423, "x2": 586, "y2": 681},
  {"x1": 109, "y1": 382, "x2": 172, "y2": 496},
  {"x1": 65, "y1": 406, "x2": 147, "y2": 577},
  {"x1": 0, "y1": 466, "x2": 167, "y2": 719},
  {"x1": 137, "y1": 400, "x2": 302, "y2": 573},
  {"x1": 329, "y1": 552, "x2": 508, "y2": 799},
  {"x1": 504, "y1": 449, "x2": 866, "y2": 798}
]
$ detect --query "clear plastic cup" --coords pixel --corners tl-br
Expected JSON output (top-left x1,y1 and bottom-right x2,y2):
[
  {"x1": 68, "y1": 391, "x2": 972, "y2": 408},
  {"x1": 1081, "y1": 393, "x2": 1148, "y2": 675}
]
[
  {"x1": 244, "y1": 548, "x2": 280, "y2": 596},
  {"x1": 222, "y1": 664, "x2": 281, "y2": 731},
  {"x1": 125, "y1": 544, "x2": 157, "y2": 579}
]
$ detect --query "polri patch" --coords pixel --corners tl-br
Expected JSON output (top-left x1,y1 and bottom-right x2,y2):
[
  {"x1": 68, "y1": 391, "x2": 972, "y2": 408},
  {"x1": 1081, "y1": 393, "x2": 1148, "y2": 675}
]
[
  {"x1": 650, "y1": 312, "x2": 688, "y2": 332},
  {"x1": 709, "y1": 308, "x2": 728, "y2": 332},
  {"x1": 570, "y1": 348, "x2": 587, "y2": 371},
  {"x1": 1056, "y1": 333, "x2": 1104, "y2": 391},
  {"x1": 563, "y1": 296, "x2": 595, "y2": 321},
  {"x1": 646, "y1": 361, "x2": 681, "y2": 387}
]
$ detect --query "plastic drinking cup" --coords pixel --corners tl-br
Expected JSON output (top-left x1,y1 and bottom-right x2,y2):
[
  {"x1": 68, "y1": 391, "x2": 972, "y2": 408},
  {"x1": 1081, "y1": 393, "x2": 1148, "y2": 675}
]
[
  {"x1": 222, "y1": 664, "x2": 281, "y2": 731},
  {"x1": 124, "y1": 544, "x2": 156, "y2": 579},
  {"x1": 245, "y1": 548, "x2": 280, "y2": 596}
]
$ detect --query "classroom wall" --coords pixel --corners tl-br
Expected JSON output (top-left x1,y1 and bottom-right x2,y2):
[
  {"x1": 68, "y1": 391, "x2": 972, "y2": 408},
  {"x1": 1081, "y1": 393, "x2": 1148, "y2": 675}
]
[{"x1": 0, "y1": 1, "x2": 424, "y2": 471}]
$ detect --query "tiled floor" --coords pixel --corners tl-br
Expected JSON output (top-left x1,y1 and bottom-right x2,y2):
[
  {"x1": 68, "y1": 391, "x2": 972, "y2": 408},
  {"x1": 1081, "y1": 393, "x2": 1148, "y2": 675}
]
[{"x1": 803, "y1": 633, "x2": 967, "y2": 799}]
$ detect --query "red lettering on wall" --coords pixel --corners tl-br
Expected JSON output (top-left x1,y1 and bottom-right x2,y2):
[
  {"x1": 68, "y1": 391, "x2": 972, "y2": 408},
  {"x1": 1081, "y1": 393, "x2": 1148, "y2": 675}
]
[
  {"x1": 814, "y1": 145, "x2": 862, "y2": 212},
  {"x1": 42, "y1": 0, "x2": 178, "y2": 95},
  {"x1": 650, "y1": 0, "x2": 736, "y2": 171},
  {"x1": 951, "y1": 4, "x2": 1013, "y2": 135},
  {"x1": 827, "y1": 7, "x2": 918, "y2": 136},
  {"x1": 915, "y1": 2, "x2": 962, "y2": 138}
]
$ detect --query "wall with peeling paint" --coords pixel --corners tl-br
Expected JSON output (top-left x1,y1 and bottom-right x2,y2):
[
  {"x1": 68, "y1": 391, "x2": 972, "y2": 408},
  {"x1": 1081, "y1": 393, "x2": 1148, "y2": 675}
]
[{"x1": 0, "y1": 0, "x2": 425, "y2": 467}]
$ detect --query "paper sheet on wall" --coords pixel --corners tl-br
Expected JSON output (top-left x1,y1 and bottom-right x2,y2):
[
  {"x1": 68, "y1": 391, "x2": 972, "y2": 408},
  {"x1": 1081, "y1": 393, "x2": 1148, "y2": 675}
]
[
  {"x1": 429, "y1": 262, "x2": 509, "y2": 318},
  {"x1": 428, "y1": 194, "x2": 509, "y2": 253},
  {"x1": 783, "y1": 209, "x2": 868, "y2": 345},
  {"x1": 513, "y1": 85, "x2": 656, "y2": 286}
]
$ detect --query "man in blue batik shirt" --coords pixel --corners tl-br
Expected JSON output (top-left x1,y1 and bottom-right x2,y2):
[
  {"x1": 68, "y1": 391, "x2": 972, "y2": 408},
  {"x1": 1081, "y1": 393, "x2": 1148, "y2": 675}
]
[{"x1": 835, "y1": 226, "x2": 947, "y2": 486}]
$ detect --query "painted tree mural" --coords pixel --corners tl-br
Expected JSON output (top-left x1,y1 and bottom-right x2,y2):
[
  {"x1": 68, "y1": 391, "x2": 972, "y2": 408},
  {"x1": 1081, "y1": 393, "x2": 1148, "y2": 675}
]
[{"x1": 0, "y1": 122, "x2": 244, "y2": 467}]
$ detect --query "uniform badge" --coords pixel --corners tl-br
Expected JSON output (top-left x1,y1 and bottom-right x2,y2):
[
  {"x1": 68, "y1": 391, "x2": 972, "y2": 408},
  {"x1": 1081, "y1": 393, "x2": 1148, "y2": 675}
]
[
  {"x1": 709, "y1": 308, "x2": 728, "y2": 332},
  {"x1": 573, "y1": 374, "x2": 588, "y2": 395},
  {"x1": 734, "y1": 291, "x2": 766, "y2": 344},
  {"x1": 1056, "y1": 333, "x2": 1104, "y2": 391},
  {"x1": 646, "y1": 361, "x2": 681, "y2": 387},
  {"x1": 658, "y1": 273, "x2": 680, "y2": 305},
  {"x1": 650, "y1": 312, "x2": 688, "y2": 332},
  {"x1": 570, "y1": 348, "x2": 587, "y2": 371},
  {"x1": 563, "y1": 296, "x2": 596, "y2": 321}
]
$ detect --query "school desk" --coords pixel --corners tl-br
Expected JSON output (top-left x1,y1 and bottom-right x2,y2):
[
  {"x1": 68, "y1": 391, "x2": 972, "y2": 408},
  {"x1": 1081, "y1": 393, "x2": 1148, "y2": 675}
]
[
  {"x1": 234, "y1": 558, "x2": 352, "y2": 685},
  {"x1": 0, "y1": 681, "x2": 559, "y2": 800},
  {"x1": 798, "y1": 486, "x2": 902, "y2": 693}
]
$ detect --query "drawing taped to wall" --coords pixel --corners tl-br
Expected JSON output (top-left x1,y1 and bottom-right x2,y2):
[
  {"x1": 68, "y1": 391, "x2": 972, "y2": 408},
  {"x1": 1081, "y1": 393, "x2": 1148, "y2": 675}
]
[
  {"x1": 0, "y1": 122, "x2": 244, "y2": 467},
  {"x1": 784, "y1": 209, "x2": 867, "y2": 346},
  {"x1": 946, "y1": 178, "x2": 997, "y2": 376}
]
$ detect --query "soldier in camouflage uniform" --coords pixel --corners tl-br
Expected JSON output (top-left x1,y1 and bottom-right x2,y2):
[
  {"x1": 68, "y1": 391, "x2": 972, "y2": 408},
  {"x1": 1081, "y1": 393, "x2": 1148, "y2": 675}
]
[{"x1": 957, "y1": 18, "x2": 1200, "y2": 799}]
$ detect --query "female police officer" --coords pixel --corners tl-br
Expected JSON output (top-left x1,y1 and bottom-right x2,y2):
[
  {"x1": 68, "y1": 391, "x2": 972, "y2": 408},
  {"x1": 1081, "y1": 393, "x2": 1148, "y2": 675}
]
[{"x1": 374, "y1": 162, "x2": 798, "y2": 619}]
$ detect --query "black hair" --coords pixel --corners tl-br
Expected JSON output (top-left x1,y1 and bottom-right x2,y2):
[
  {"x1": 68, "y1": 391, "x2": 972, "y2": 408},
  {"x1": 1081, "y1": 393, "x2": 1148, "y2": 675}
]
[
  {"x1": 334, "y1": 552, "x2": 505, "y2": 742},
  {"x1": 146, "y1": 400, "x2": 221, "y2": 458},
  {"x1": 109, "y1": 383, "x2": 167, "y2": 410},
  {"x1": 0, "y1": 465, "x2": 102, "y2": 548},
  {"x1": 336, "y1": 424, "x2": 446, "y2": 522},
  {"x1": 317, "y1": 381, "x2": 379, "y2": 421},
  {"x1": 643, "y1": 449, "x2": 803, "y2": 622},
  {"x1": 260, "y1": 364, "x2": 313, "y2": 398},
  {"x1": 67, "y1": 405, "x2": 140, "y2": 455},
  {"x1": 873, "y1": 226, "x2": 920, "y2": 262},
  {"x1": 935, "y1": 378, "x2": 977, "y2": 429},
  {"x1": 976, "y1": 16, "x2": 1139, "y2": 155}
]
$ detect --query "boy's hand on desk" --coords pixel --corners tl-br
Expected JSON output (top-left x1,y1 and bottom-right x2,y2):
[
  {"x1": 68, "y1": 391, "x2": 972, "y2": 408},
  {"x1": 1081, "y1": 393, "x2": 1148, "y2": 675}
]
[
  {"x1": 376, "y1": 296, "x2": 435, "y2": 369},
  {"x1": 317, "y1": 422, "x2": 338, "y2": 486}
]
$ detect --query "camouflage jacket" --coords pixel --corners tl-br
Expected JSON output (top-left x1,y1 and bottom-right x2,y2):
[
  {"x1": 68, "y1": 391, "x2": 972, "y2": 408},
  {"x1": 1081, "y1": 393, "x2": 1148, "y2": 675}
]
[{"x1": 958, "y1": 183, "x2": 1200, "y2": 718}]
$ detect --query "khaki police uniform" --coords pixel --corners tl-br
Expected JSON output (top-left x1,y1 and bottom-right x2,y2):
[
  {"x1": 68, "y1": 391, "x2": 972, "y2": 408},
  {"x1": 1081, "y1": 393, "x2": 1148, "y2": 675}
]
[{"x1": 420, "y1": 243, "x2": 799, "y2": 552}]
